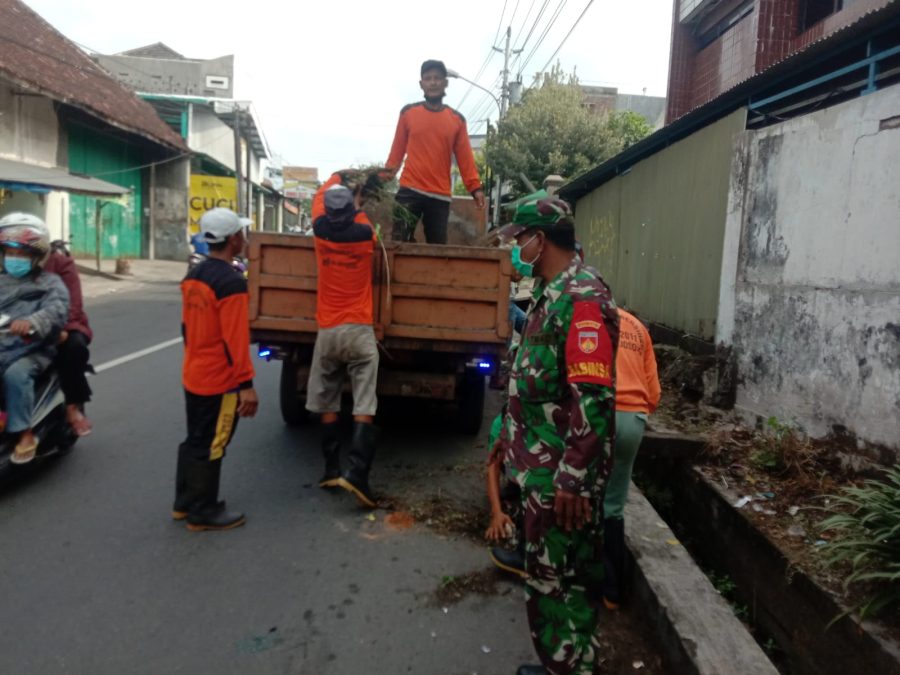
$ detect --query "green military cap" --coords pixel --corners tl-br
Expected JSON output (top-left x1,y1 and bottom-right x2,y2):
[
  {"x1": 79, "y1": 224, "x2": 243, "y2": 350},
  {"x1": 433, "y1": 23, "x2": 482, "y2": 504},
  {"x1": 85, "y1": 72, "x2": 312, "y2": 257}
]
[{"x1": 498, "y1": 197, "x2": 575, "y2": 241}]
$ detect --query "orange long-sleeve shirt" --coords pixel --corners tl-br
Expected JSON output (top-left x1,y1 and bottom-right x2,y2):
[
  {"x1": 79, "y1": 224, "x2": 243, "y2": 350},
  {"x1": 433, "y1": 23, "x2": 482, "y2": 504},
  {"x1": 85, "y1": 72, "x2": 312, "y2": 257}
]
[
  {"x1": 312, "y1": 173, "x2": 377, "y2": 329},
  {"x1": 386, "y1": 102, "x2": 482, "y2": 198},
  {"x1": 181, "y1": 258, "x2": 255, "y2": 396},
  {"x1": 615, "y1": 309, "x2": 661, "y2": 414}
]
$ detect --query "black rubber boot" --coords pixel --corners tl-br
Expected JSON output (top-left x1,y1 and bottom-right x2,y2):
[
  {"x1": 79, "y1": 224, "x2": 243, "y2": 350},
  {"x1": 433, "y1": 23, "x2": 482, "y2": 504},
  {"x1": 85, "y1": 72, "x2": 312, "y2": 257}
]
[
  {"x1": 601, "y1": 517, "x2": 626, "y2": 609},
  {"x1": 489, "y1": 539, "x2": 527, "y2": 579},
  {"x1": 186, "y1": 460, "x2": 246, "y2": 532},
  {"x1": 172, "y1": 448, "x2": 206, "y2": 520},
  {"x1": 318, "y1": 421, "x2": 342, "y2": 488},
  {"x1": 336, "y1": 422, "x2": 377, "y2": 508},
  {"x1": 516, "y1": 666, "x2": 547, "y2": 675}
]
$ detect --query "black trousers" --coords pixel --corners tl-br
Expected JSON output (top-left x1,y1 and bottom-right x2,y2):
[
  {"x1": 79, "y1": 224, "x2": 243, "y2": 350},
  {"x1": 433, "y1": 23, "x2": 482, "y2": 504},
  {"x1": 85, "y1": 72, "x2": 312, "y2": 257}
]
[
  {"x1": 392, "y1": 187, "x2": 451, "y2": 244},
  {"x1": 179, "y1": 390, "x2": 240, "y2": 462},
  {"x1": 55, "y1": 330, "x2": 92, "y2": 406}
]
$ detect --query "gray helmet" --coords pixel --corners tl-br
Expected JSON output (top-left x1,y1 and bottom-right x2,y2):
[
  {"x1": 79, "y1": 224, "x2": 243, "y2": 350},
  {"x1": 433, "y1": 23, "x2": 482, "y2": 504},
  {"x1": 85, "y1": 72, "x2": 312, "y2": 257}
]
[{"x1": 0, "y1": 212, "x2": 47, "y2": 231}]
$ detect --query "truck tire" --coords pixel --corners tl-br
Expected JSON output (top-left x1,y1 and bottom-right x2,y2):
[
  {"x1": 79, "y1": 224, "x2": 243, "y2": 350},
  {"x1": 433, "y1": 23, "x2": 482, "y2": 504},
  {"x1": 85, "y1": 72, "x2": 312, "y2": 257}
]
[
  {"x1": 280, "y1": 359, "x2": 309, "y2": 427},
  {"x1": 457, "y1": 373, "x2": 486, "y2": 435}
]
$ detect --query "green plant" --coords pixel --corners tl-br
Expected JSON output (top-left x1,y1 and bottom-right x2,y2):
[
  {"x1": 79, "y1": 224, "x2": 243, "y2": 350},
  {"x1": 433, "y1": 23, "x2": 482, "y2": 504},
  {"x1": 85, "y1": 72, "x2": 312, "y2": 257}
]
[
  {"x1": 750, "y1": 416, "x2": 816, "y2": 477},
  {"x1": 819, "y1": 465, "x2": 900, "y2": 619}
]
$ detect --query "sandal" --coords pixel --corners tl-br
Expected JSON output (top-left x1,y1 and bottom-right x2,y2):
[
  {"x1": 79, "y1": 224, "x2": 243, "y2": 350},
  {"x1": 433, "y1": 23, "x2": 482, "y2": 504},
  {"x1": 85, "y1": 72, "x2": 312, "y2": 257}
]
[
  {"x1": 10, "y1": 436, "x2": 38, "y2": 465},
  {"x1": 70, "y1": 416, "x2": 93, "y2": 437}
]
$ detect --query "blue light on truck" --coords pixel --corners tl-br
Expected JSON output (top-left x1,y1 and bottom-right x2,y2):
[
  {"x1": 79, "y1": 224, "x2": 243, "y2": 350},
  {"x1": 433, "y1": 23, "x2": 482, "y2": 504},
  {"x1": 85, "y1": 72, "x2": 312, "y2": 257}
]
[
  {"x1": 477, "y1": 361, "x2": 492, "y2": 370},
  {"x1": 258, "y1": 348, "x2": 272, "y2": 359}
]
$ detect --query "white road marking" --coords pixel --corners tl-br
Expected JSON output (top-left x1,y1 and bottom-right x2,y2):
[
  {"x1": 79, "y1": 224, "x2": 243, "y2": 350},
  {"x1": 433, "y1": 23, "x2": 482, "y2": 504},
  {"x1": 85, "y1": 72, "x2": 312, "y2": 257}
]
[{"x1": 93, "y1": 337, "x2": 183, "y2": 373}]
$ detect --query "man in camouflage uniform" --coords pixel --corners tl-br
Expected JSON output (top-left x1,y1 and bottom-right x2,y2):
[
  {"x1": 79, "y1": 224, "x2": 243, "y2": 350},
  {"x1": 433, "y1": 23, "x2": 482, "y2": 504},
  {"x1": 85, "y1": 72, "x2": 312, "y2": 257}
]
[{"x1": 496, "y1": 198, "x2": 618, "y2": 675}]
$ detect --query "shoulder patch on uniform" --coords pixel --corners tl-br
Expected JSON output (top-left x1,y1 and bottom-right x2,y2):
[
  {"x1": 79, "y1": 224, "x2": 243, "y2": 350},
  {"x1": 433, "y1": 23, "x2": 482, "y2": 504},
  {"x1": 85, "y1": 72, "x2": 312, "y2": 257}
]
[{"x1": 565, "y1": 301, "x2": 613, "y2": 386}]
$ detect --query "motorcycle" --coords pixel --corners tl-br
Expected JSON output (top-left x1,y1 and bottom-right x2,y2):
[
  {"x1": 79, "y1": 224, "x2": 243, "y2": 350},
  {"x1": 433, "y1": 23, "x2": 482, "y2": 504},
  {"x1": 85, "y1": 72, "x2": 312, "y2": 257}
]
[
  {"x1": 188, "y1": 233, "x2": 248, "y2": 278},
  {"x1": 0, "y1": 313, "x2": 78, "y2": 478}
]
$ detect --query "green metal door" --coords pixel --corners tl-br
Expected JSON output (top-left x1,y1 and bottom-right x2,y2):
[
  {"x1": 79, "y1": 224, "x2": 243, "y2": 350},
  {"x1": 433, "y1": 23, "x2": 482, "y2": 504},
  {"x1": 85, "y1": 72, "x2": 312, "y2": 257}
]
[{"x1": 68, "y1": 125, "x2": 143, "y2": 258}]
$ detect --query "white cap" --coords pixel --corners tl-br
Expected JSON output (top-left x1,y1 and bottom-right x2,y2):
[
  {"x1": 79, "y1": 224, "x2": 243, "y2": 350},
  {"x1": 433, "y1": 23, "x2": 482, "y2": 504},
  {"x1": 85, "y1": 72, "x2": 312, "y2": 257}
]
[
  {"x1": 200, "y1": 208, "x2": 245, "y2": 243},
  {"x1": 0, "y1": 212, "x2": 46, "y2": 231}
]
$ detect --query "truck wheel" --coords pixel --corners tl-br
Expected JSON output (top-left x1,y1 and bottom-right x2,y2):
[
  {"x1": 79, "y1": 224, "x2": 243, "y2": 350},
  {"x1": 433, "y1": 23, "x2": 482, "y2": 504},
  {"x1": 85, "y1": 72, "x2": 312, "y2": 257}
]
[
  {"x1": 457, "y1": 373, "x2": 486, "y2": 435},
  {"x1": 280, "y1": 359, "x2": 309, "y2": 427}
]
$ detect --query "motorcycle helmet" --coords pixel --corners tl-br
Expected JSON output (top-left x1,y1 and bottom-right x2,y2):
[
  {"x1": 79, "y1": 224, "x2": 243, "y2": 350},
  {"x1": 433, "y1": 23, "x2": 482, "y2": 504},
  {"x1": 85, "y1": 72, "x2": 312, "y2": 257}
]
[{"x1": 0, "y1": 218, "x2": 51, "y2": 267}]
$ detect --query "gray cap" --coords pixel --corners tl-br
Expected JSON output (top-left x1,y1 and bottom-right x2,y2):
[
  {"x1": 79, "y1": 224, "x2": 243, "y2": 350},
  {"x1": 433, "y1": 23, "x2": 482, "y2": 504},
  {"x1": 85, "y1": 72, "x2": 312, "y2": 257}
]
[
  {"x1": 324, "y1": 185, "x2": 355, "y2": 219},
  {"x1": 200, "y1": 207, "x2": 245, "y2": 243}
]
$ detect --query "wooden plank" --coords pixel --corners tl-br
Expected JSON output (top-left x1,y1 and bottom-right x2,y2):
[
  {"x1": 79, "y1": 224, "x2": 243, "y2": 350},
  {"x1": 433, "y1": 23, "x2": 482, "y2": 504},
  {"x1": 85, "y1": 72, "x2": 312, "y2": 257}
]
[
  {"x1": 257, "y1": 274, "x2": 318, "y2": 292},
  {"x1": 389, "y1": 283, "x2": 498, "y2": 303},
  {"x1": 383, "y1": 323, "x2": 503, "y2": 343},
  {"x1": 252, "y1": 317, "x2": 319, "y2": 333},
  {"x1": 391, "y1": 298, "x2": 497, "y2": 331}
]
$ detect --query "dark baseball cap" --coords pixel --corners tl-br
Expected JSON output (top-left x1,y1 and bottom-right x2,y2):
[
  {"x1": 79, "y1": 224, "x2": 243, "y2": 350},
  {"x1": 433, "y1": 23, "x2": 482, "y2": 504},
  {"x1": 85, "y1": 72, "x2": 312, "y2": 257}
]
[{"x1": 421, "y1": 59, "x2": 447, "y2": 77}]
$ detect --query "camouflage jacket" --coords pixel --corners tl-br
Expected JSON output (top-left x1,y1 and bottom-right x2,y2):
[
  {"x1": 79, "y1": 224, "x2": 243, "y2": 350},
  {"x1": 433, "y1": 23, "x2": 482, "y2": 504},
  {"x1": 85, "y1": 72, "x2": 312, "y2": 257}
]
[{"x1": 502, "y1": 256, "x2": 619, "y2": 499}]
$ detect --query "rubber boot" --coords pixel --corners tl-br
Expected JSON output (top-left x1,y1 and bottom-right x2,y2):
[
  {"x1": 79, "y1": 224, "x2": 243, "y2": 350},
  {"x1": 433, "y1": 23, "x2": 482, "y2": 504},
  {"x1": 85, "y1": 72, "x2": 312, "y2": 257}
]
[
  {"x1": 601, "y1": 517, "x2": 626, "y2": 609},
  {"x1": 318, "y1": 421, "x2": 342, "y2": 488},
  {"x1": 186, "y1": 460, "x2": 246, "y2": 532},
  {"x1": 336, "y1": 422, "x2": 377, "y2": 508},
  {"x1": 172, "y1": 447, "x2": 206, "y2": 520},
  {"x1": 516, "y1": 666, "x2": 548, "y2": 675}
]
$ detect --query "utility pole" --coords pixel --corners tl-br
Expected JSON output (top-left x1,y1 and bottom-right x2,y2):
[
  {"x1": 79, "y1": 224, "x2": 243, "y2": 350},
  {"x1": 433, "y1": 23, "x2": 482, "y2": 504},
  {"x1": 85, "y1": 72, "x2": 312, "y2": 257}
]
[
  {"x1": 491, "y1": 26, "x2": 521, "y2": 228},
  {"x1": 233, "y1": 104, "x2": 244, "y2": 216}
]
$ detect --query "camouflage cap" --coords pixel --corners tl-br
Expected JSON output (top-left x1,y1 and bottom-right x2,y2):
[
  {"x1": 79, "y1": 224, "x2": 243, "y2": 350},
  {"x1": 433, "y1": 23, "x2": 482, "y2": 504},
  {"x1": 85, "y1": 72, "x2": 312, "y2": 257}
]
[{"x1": 498, "y1": 197, "x2": 574, "y2": 241}]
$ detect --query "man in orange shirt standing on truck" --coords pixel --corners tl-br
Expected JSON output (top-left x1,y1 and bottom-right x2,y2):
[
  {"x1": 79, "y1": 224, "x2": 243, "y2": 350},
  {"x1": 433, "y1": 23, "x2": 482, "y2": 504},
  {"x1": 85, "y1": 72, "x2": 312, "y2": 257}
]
[
  {"x1": 387, "y1": 59, "x2": 485, "y2": 244},
  {"x1": 305, "y1": 172, "x2": 380, "y2": 508},
  {"x1": 174, "y1": 208, "x2": 258, "y2": 532}
]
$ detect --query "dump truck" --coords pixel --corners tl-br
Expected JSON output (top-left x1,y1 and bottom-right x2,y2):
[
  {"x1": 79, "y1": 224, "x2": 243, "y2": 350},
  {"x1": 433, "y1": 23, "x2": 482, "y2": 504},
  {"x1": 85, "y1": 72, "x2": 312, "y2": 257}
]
[{"x1": 248, "y1": 233, "x2": 511, "y2": 434}]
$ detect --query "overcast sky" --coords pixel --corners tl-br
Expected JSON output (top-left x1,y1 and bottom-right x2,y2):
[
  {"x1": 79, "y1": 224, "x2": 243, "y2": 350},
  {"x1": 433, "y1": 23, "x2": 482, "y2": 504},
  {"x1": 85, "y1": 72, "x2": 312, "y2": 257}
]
[{"x1": 26, "y1": 0, "x2": 674, "y2": 177}]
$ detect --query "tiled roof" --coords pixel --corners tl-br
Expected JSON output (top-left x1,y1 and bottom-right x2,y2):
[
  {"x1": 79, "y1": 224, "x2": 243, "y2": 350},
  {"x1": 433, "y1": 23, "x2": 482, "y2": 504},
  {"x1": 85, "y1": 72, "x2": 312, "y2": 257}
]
[{"x1": 0, "y1": 0, "x2": 186, "y2": 150}]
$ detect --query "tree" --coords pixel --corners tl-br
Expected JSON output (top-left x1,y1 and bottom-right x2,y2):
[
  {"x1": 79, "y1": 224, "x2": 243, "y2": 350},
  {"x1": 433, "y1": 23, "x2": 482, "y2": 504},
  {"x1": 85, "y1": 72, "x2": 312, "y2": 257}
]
[
  {"x1": 484, "y1": 65, "x2": 653, "y2": 194},
  {"x1": 452, "y1": 148, "x2": 488, "y2": 196}
]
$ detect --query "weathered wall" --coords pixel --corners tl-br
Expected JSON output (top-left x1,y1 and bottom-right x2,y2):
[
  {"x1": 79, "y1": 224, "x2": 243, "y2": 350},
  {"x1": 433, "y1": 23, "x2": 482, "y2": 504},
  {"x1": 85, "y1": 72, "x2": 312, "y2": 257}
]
[
  {"x1": 574, "y1": 108, "x2": 747, "y2": 339},
  {"x1": 0, "y1": 81, "x2": 59, "y2": 165},
  {"x1": 722, "y1": 86, "x2": 900, "y2": 456},
  {"x1": 149, "y1": 156, "x2": 190, "y2": 261},
  {"x1": 95, "y1": 54, "x2": 234, "y2": 98},
  {"x1": 190, "y1": 106, "x2": 235, "y2": 172}
]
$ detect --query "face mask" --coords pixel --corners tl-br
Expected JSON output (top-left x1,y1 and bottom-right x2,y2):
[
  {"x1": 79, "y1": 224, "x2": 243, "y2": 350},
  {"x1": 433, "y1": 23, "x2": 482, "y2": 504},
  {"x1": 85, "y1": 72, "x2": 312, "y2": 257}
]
[
  {"x1": 4, "y1": 257, "x2": 33, "y2": 278},
  {"x1": 511, "y1": 235, "x2": 540, "y2": 278}
]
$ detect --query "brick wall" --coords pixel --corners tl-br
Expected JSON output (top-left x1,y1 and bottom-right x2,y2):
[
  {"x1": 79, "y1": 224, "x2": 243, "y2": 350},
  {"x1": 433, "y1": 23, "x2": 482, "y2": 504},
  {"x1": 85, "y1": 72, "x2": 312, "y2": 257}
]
[{"x1": 666, "y1": 0, "x2": 890, "y2": 123}]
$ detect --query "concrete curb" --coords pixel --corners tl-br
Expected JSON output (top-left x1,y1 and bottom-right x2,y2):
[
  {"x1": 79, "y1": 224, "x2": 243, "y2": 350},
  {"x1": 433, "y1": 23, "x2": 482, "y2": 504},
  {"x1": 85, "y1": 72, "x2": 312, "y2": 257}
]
[
  {"x1": 625, "y1": 485, "x2": 780, "y2": 675},
  {"x1": 74, "y1": 263, "x2": 122, "y2": 282}
]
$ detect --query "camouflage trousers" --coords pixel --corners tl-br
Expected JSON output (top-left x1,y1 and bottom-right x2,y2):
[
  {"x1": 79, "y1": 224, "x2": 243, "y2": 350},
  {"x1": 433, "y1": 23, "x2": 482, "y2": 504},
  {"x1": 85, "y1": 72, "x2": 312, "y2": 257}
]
[{"x1": 523, "y1": 490, "x2": 604, "y2": 675}]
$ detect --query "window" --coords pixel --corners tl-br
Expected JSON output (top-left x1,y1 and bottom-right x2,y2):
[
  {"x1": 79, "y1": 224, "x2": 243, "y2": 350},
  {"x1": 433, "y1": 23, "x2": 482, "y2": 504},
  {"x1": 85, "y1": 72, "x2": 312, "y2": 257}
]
[
  {"x1": 801, "y1": 0, "x2": 843, "y2": 32},
  {"x1": 205, "y1": 75, "x2": 229, "y2": 90},
  {"x1": 696, "y1": 0, "x2": 754, "y2": 49}
]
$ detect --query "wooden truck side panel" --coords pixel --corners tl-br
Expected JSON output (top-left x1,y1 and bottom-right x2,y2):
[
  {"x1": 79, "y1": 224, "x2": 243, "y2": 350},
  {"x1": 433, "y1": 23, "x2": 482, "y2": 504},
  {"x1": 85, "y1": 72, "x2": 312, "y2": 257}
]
[{"x1": 248, "y1": 233, "x2": 511, "y2": 348}]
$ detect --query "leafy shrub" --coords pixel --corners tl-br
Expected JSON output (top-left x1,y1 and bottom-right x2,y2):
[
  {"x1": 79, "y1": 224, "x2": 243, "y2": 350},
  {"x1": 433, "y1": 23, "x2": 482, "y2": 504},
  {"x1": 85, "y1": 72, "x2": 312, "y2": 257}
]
[{"x1": 819, "y1": 465, "x2": 900, "y2": 619}]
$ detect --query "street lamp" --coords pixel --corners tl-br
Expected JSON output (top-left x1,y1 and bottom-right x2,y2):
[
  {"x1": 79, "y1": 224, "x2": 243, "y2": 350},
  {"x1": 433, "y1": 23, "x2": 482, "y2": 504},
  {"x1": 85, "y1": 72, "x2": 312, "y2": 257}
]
[
  {"x1": 447, "y1": 68, "x2": 503, "y2": 228},
  {"x1": 446, "y1": 69, "x2": 501, "y2": 114}
]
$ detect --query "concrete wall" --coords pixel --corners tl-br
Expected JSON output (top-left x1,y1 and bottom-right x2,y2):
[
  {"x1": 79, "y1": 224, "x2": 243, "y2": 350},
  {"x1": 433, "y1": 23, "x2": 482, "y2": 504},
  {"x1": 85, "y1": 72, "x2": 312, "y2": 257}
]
[
  {"x1": 148, "y1": 156, "x2": 190, "y2": 261},
  {"x1": 95, "y1": 54, "x2": 234, "y2": 98},
  {"x1": 574, "y1": 108, "x2": 747, "y2": 339},
  {"x1": 0, "y1": 81, "x2": 59, "y2": 166},
  {"x1": 190, "y1": 106, "x2": 235, "y2": 172},
  {"x1": 721, "y1": 86, "x2": 900, "y2": 457}
]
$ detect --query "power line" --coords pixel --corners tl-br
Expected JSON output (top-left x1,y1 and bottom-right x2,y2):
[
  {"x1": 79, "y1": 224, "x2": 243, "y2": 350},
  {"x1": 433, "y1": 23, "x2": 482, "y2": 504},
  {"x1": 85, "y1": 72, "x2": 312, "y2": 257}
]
[
  {"x1": 516, "y1": 0, "x2": 550, "y2": 53},
  {"x1": 455, "y1": 0, "x2": 509, "y2": 109},
  {"x1": 538, "y1": 0, "x2": 596, "y2": 75},
  {"x1": 512, "y1": 0, "x2": 539, "y2": 48},
  {"x1": 519, "y1": 0, "x2": 569, "y2": 76}
]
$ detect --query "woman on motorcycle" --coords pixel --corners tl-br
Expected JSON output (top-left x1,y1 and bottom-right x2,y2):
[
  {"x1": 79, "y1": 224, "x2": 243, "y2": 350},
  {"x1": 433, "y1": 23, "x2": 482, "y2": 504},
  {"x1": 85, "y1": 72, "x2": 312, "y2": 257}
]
[{"x1": 0, "y1": 217, "x2": 69, "y2": 464}]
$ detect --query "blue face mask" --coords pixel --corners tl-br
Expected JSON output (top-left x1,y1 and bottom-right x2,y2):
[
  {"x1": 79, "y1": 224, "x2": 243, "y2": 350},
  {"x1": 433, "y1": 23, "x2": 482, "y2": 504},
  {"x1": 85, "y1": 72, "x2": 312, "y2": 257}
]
[
  {"x1": 4, "y1": 257, "x2": 33, "y2": 278},
  {"x1": 511, "y1": 235, "x2": 540, "y2": 278}
]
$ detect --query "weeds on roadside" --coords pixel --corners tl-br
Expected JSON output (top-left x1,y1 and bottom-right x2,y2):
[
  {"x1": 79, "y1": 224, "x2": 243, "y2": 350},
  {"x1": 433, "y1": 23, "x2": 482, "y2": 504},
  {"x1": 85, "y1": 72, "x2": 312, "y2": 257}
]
[
  {"x1": 819, "y1": 465, "x2": 900, "y2": 620},
  {"x1": 749, "y1": 417, "x2": 817, "y2": 479}
]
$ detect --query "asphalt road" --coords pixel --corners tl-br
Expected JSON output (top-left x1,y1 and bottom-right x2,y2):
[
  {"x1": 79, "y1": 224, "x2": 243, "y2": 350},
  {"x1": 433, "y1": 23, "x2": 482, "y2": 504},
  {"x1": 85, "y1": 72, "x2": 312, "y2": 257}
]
[{"x1": 0, "y1": 278, "x2": 535, "y2": 675}]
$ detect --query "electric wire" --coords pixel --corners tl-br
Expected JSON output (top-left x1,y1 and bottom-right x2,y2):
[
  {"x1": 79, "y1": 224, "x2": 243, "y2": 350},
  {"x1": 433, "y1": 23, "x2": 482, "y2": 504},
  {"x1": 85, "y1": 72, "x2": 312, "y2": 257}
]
[
  {"x1": 519, "y1": 0, "x2": 569, "y2": 76},
  {"x1": 537, "y1": 0, "x2": 596, "y2": 75},
  {"x1": 455, "y1": 0, "x2": 509, "y2": 110}
]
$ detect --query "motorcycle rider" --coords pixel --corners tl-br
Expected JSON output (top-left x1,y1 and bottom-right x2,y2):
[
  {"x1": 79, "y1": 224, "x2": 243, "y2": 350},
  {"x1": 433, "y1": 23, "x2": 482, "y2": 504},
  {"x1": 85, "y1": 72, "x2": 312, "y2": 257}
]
[{"x1": 0, "y1": 218, "x2": 69, "y2": 464}]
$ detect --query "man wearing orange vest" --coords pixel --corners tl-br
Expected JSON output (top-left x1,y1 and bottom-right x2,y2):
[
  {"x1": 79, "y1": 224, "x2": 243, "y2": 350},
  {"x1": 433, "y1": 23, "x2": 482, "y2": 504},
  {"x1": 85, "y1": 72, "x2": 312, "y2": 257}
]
[
  {"x1": 175, "y1": 208, "x2": 258, "y2": 531},
  {"x1": 601, "y1": 308, "x2": 661, "y2": 608},
  {"x1": 387, "y1": 59, "x2": 485, "y2": 244},
  {"x1": 306, "y1": 172, "x2": 380, "y2": 508}
]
